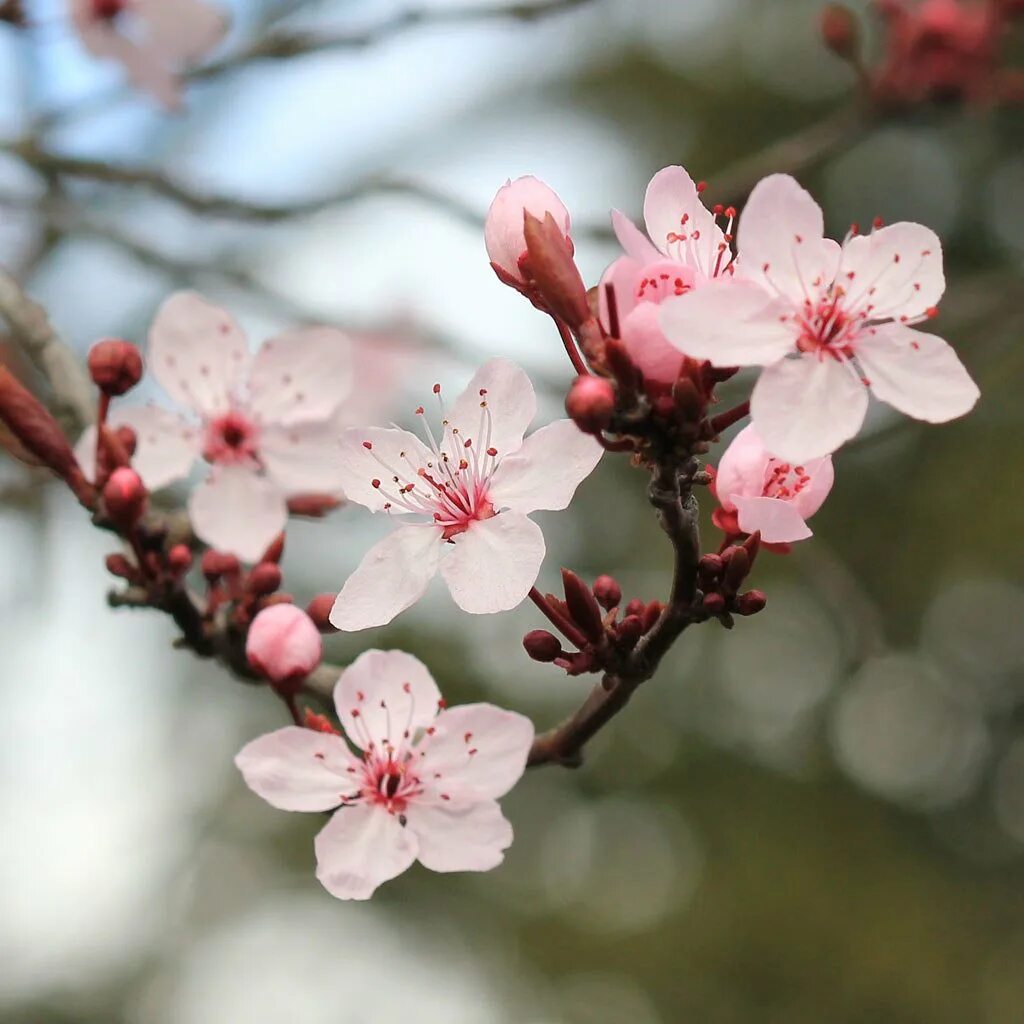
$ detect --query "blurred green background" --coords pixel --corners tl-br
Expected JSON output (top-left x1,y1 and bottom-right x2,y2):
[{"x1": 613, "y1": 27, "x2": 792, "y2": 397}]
[{"x1": 2, "y1": 0, "x2": 1023, "y2": 1021}]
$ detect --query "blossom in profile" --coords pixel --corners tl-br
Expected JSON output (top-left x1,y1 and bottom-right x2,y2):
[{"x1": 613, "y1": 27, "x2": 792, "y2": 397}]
[
  {"x1": 713, "y1": 425, "x2": 834, "y2": 543},
  {"x1": 485, "y1": 176, "x2": 571, "y2": 286},
  {"x1": 246, "y1": 605, "x2": 323, "y2": 691},
  {"x1": 329, "y1": 358, "x2": 602, "y2": 631},
  {"x1": 68, "y1": 0, "x2": 227, "y2": 110},
  {"x1": 235, "y1": 649, "x2": 534, "y2": 900},
  {"x1": 76, "y1": 291, "x2": 352, "y2": 562},
  {"x1": 659, "y1": 173, "x2": 980, "y2": 460}
]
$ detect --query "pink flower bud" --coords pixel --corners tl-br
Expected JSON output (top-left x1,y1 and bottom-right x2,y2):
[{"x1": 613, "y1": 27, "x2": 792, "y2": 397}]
[
  {"x1": 736, "y1": 590, "x2": 767, "y2": 616},
  {"x1": 617, "y1": 615, "x2": 643, "y2": 648},
  {"x1": 246, "y1": 562, "x2": 283, "y2": 597},
  {"x1": 87, "y1": 339, "x2": 143, "y2": 397},
  {"x1": 523, "y1": 629, "x2": 562, "y2": 662},
  {"x1": 201, "y1": 549, "x2": 239, "y2": 582},
  {"x1": 305, "y1": 593, "x2": 339, "y2": 633},
  {"x1": 167, "y1": 544, "x2": 193, "y2": 574},
  {"x1": 246, "y1": 604, "x2": 322, "y2": 692},
  {"x1": 592, "y1": 575, "x2": 621, "y2": 611},
  {"x1": 102, "y1": 467, "x2": 147, "y2": 528},
  {"x1": 485, "y1": 176, "x2": 571, "y2": 285},
  {"x1": 565, "y1": 375, "x2": 615, "y2": 434}
]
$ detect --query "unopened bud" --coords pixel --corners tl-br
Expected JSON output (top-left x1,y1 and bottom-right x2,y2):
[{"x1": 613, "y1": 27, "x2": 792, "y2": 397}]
[
  {"x1": 87, "y1": 339, "x2": 143, "y2": 397},
  {"x1": 701, "y1": 592, "x2": 726, "y2": 615},
  {"x1": 286, "y1": 493, "x2": 343, "y2": 517},
  {"x1": 624, "y1": 597, "x2": 645, "y2": 619},
  {"x1": 736, "y1": 590, "x2": 767, "y2": 615},
  {"x1": 246, "y1": 604, "x2": 322, "y2": 694},
  {"x1": 819, "y1": 4, "x2": 860, "y2": 60},
  {"x1": 246, "y1": 562, "x2": 283, "y2": 596},
  {"x1": 617, "y1": 615, "x2": 643, "y2": 648},
  {"x1": 724, "y1": 546, "x2": 751, "y2": 591},
  {"x1": 114, "y1": 424, "x2": 137, "y2": 458},
  {"x1": 102, "y1": 467, "x2": 146, "y2": 527},
  {"x1": 642, "y1": 600, "x2": 664, "y2": 632},
  {"x1": 260, "y1": 532, "x2": 285, "y2": 564},
  {"x1": 522, "y1": 211, "x2": 589, "y2": 327},
  {"x1": 743, "y1": 530, "x2": 761, "y2": 570},
  {"x1": 167, "y1": 544, "x2": 192, "y2": 574},
  {"x1": 561, "y1": 568, "x2": 605, "y2": 642},
  {"x1": 699, "y1": 553, "x2": 724, "y2": 581},
  {"x1": 105, "y1": 552, "x2": 139, "y2": 582},
  {"x1": 523, "y1": 629, "x2": 563, "y2": 662},
  {"x1": 565, "y1": 375, "x2": 614, "y2": 433},
  {"x1": 306, "y1": 593, "x2": 339, "y2": 633},
  {"x1": 201, "y1": 549, "x2": 239, "y2": 582},
  {"x1": 485, "y1": 176, "x2": 572, "y2": 287},
  {"x1": 592, "y1": 574, "x2": 621, "y2": 611}
]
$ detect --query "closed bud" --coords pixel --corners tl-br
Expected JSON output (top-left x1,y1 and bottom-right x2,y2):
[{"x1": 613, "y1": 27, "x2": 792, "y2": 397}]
[
  {"x1": 565, "y1": 375, "x2": 614, "y2": 434},
  {"x1": 701, "y1": 592, "x2": 726, "y2": 615},
  {"x1": 286, "y1": 493, "x2": 342, "y2": 517},
  {"x1": 561, "y1": 568, "x2": 605, "y2": 642},
  {"x1": 485, "y1": 176, "x2": 571, "y2": 287},
  {"x1": 260, "y1": 532, "x2": 285, "y2": 564},
  {"x1": 642, "y1": 600, "x2": 664, "y2": 632},
  {"x1": 105, "y1": 552, "x2": 139, "y2": 582},
  {"x1": 736, "y1": 590, "x2": 767, "y2": 615},
  {"x1": 592, "y1": 574, "x2": 621, "y2": 611},
  {"x1": 306, "y1": 593, "x2": 339, "y2": 633},
  {"x1": 114, "y1": 424, "x2": 137, "y2": 458},
  {"x1": 743, "y1": 530, "x2": 761, "y2": 570},
  {"x1": 246, "y1": 562, "x2": 282, "y2": 596},
  {"x1": 699, "y1": 553, "x2": 724, "y2": 581},
  {"x1": 523, "y1": 211, "x2": 590, "y2": 328},
  {"x1": 201, "y1": 549, "x2": 239, "y2": 582},
  {"x1": 820, "y1": 4, "x2": 860, "y2": 60},
  {"x1": 624, "y1": 597, "x2": 645, "y2": 619},
  {"x1": 724, "y1": 546, "x2": 751, "y2": 591},
  {"x1": 246, "y1": 604, "x2": 322, "y2": 694},
  {"x1": 102, "y1": 467, "x2": 146, "y2": 528},
  {"x1": 166, "y1": 544, "x2": 193, "y2": 574},
  {"x1": 617, "y1": 615, "x2": 643, "y2": 648},
  {"x1": 87, "y1": 338, "x2": 143, "y2": 397},
  {"x1": 523, "y1": 629, "x2": 563, "y2": 662}
]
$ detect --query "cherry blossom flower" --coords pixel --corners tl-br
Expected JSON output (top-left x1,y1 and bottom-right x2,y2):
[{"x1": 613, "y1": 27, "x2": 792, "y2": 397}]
[
  {"x1": 235, "y1": 649, "x2": 534, "y2": 900},
  {"x1": 329, "y1": 358, "x2": 602, "y2": 631},
  {"x1": 599, "y1": 166, "x2": 736, "y2": 387},
  {"x1": 659, "y1": 173, "x2": 980, "y2": 460},
  {"x1": 485, "y1": 176, "x2": 571, "y2": 286},
  {"x1": 75, "y1": 291, "x2": 352, "y2": 562},
  {"x1": 713, "y1": 425, "x2": 834, "y2": 544},
  {"x1": 246, "y1": 605, "x2": 323, "y2": 690},
  {"x1": 68, "y1": 0, "x2": 227, "y2": 110}
]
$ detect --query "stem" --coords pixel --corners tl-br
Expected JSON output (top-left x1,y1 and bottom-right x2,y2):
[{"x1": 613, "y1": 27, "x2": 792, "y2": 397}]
[
  {"x1": 552, "y1": 315, "x2": 589, "y2": 376},
  {"x1": 528, "y1": 586, "x2": 589, "y2": 650},
  {"x1": 709, "y1": 399, "x2": 750, "y2": 436},
  {"x1": 94, "y1": 392, "x2": 109, "y2": 480}
]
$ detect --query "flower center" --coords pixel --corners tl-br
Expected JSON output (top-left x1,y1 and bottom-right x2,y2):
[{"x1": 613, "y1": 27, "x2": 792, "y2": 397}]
[
  {"x1": 762, "y1": 460, "x2": 812, "y2": 501},
  {"x1": 202, "y1": 410, "x2": 260, "y2": 466},
  {"x1": 661, "y1": 190, "x2": 738, "y2": 279}
]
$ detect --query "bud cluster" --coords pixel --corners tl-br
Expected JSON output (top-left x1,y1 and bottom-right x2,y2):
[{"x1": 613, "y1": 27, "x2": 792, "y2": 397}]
[{"x1": 696, "y1": 533, "x2": 767, "y2": 627}]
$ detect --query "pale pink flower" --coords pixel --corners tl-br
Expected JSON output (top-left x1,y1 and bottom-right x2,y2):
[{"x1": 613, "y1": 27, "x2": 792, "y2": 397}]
[
  {"x1": 246, "y1": 605, "x2": 323, "y2": 688},
  {"x1": 659, "y1": 173, "x2": 980, "y2": 461},
  {"x1": 235, "y1": 648, "x2": 534, "y2": 900},
  {"x1": 485, "y1": 176, "x2": 571, "y2": 285},
  {"x1": 714, "y1": 425, "x2": 834, "y2": 543},
  {"x1": 599, "y1": 165, "x2": 736, "y2": 386},
  {"x1": 75, "y1": 291, "x2": 352, "y2": 562},
  {"x1": 69, "y1": 0, "x2": 227, "y2": 110},
  {"x1": 329, "y1": 358, "x2": 602, "y2": 631}
]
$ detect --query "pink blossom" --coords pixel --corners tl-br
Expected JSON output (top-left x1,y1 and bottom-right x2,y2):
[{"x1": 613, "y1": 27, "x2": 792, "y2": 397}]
[
  {"x1": 485, "y1": 176, "x2": 571, "y2": 285},
  {"x1": 235, "y1": 649, "x2": 534, "y2": 900},
  {"x1": 329, "y1": 359, "x2": 602, "y2": 631},
  {"x1": 599, "y1": 166, "x2": 736, "y2": 386},
  {"x1": 659, "y1": 174, "x2": 980, "y2": 460},
  {"x1": 75, "y1": 291, "x2": 352, "y2": 562},
  {"x1": 69, "y1": 0, "x2": 227, "y2": 110},
  {"x1": 714, "y1": 425, "x2": 834, "y2": 543},
  {"x1": 246, "y1": 605, "x2": 323, "y2": 689}
]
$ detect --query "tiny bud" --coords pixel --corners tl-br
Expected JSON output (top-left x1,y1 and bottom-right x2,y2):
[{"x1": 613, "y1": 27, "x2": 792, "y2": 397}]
[
  {"x1": 102, "y1": 467, "x2": 147, "y2": 528},
  {"x1": 260, "y1": 532, "x2": 286, "y2": 564},
  {"x1": 724, "y1": 546, "x2": 751, "y2": 591},
  {"x1": 246, "y1": 562, "x2": 283, "y2": 597},
  {"x1": 642, "y1": 600, "x2": 664, "y2": 633},
  {"x1": 624, "y1": 597, "x2": 645, "y2": 619},
  {"x1": 246, "y1": 604, "x2": 322, "y2": 694},
  {"x1": 743, "y1": 530, "x2": 761, "y2": 570},
  {"x1": 166, "y1": 544, "x2": 193, "y2": 574},
  {"x1": 699, "y1": 553, "x2": 724, "y2": 580},
  {"x1": 306, "y1": 593, "x2": 339, "y2": 633},
  {"x1": 304, "y1": 708, "x2": 341, "y2": 735},
  {"x1": 736, "y1": 590, "x2": 767, "y2": 616},
  {"x1": 201, "y1": 549, "x2": 239, "y2": 582},
  {"x1": 592, "y1": 574, "x2": 622, "y2": 611},
  {"x1": 701, "y1": 592, "x2": 726, "y2": 615},
  {"x1": 617, "y1": 615, "x2": 643, "y2": 649},
  {"x1": 286, "y1": 493, "x2": 343, "y2": 517},
  {"x1": 819, "y1": 4, "x2": 860, "y2": 60},
  {"x1": 114, "y1": 424, "x2": 137, "y2": 458},
  {"x1": 105, "y1": 552, "x2": 139, "y2": 581},
  {"x1": 565, "y1": 375, "x2": 615, "y2": 434},
  {"x1": 523, "y1": 629, "x2": 563, "y2": 662},
  {"x1": 87, "y1": 339, "x2": 143, "y2": 397},
  {"x1": 561, "y1": 568, "x2": 605, "y2": 642}
]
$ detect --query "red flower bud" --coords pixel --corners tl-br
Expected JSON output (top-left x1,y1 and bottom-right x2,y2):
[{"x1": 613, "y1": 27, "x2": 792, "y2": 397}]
[
  {"x1": 523, "y1": 629, "x2": 563, "y2": 662},
  {"x1": 617, "y1": 615, "x2": 643, "y2": 649},
  {"x1": 286, "y1": 493, "x2": 343, "y2": 517},
  {"x1": 246, "y1": 604, "x2": 322, "y2": 693},
  {"x1": 166, "y1": 544, "x2": 193, "y2": 574},
  {"x1": 260, "y1": 532, "x2": 286, "y2": 564},
  {"x1": 701, "y1": 592, "x2": 726, "y2": 615},
  {"x1": 592, "y1": 574, "x2": 621, "y2": 611},
  {"x1": 305, "y1": 593, "x2": 339, "y2": 633},
  {"x1": 87, "y1": 339, "x2": 143, "y2": 397},
  {"x1": 723, "y1": 546, "x2": 751, "y2": 591},
  {"x1": 201, "y1": 549, "x2": 239, "y2": 582},
  {"x1": 562, "y1": 568, "x2": 604, "y2": 642},
  {"x1": 699, "y1": 553, "x2": 724, "y2": 580},
  {"x1": 642, "y1": 600, "x2": 664, "y2": 633},
  {"x1": 246, "y1": 562, "x2": 283, "y2": 597},
  {"x1": 624, "y1": 597, "x2": 645, "y2": 619},
  {"x1": 736, "y1": 590, "x2": 767, "y2": 616},
  {"x1": 114, "y1": 424, "x2": 137, "y2": 458},
  {"x1": 105, "y1": 552, "x2": 140, "y2": 582},
  {"x1": 102, "y1": 467, "x2": 146, "y2": 528},
  {"x1": 565, "y1": 375, "x2": 615, "y2": 434}
]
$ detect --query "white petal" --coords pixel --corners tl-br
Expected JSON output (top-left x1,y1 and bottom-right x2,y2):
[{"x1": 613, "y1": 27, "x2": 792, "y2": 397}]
[
  {"x1": 314, "y1": 804, "x2": 418, "y2": 900},
  {"x1": 733, "y1": 495, "x2": 812, "y2": 543},
  {"x1": 714, "y1": 424, "x2": 771, "y2": 506},
  {"x1": 333, "y1": 649, "x2": 442, "y2": 752},
  {"x1": 439, "y1": 512, "x2": 544, "y2": 615},
  {"x1": 406, "y1": 799, "x2": 513, "y2": 874},
  {"x1": 643, "y1": 165, "x2": 725, "y2": 275},
  {"x1": 418, "y1": 703, "x2": 534, "y2": 801},
  {"x1": 109, "y1": 404, "x2": 199, "y2": 490},
  {"x1": 610, "y1": 208, "x2": 661, "y2": 263},
  {"x1": 235, "y1": 727, "x2": 360, "y2": 812},
  {"x1": 751, "y1": 355, "x2": 869, "y2": 461},
  {"x1": 187, "y1": 466, "x2": 287, "y2": 562},
  {"x1": 856, "y1": 324, "x2": 980, "y2": 422},
  {"x1": 487, "y1": 420, "x2": 602, "y2": 515},
  {"x1": 247, "y1": 327, "x2": 353, "y2": 426},
  {"x1": 260, "y1": 419, "x2": 346, "y2": 495},
  {"x1": 335, "y1": 426, "x2": 434, "y2": 514},
  {"x1": 839, "y1": 223, "x2": 944, "y2": 321},
  {"x1": 329, "y1": 524, "x2": 441, "y2": 631},
  {"x1": 791, "y1": 455, "x2": 835, "y2": 520},
  {"x1": 659, "y1": 278, "x2": 795, "y2": 366},
  {"x1": 148, "y1": 291, "x2": 249, "y2": 416},
  {"x1": 446, "y1": 359, "x2": 536, "y2": 461}
]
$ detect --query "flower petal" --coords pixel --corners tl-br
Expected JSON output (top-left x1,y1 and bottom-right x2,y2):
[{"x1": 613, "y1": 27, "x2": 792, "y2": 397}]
[
  {"x1": 260, "y1": 418, "x2": 346, "y2": 496},
  {"x1": 439, "y1": 512, "x2": 544, "y2": 615},
  {"x1": 733, "y1": 494, "x2": 812, "y2": 543},
  {"x1": 235, "y1": 727, "x2": 360, "y2": 812},
  {"x1": 142, "y1": 0, "x2": 228, "y2": 63},
  {"x1": 333, "y1": 649, "x2": 442, "y2": 753},
  {"x1": 487, "y1": 420, "x2": 602, "y2": 515},
  {"x1": 791, "y1": 455, "x2": 835, "y2": 520},
  {"x1": 856, "y1": 324, "x2": 980, "y2": 422},
  {"x1": 610, "y1": 208, "x2": 662, "y2": 263},
  {"x1": 329, "y1": 524, "x2": 441, "y2": 632},
  {"x1": 643, "y1": 165, "x2": 725, "y2": 276},
  {"x1": 750, "y1": 355, "x2": 869, "y2": 461},
  {"x1": 406, "y1": 799, "x2": 513, "y2": 874},
  {"x1": 485, "y1": 176, "x2": 570, "y2": 281},
  {"x1": 187, "y1": 465, "x2": 287, "y2": 562},
  {"x1": 714, "y1": 424, "x2": 771, "y2": 508},
  {"x1": 148, "y1": 291, "x2": 249, "y2": 416},
  {"x1": 334, "y1": 426, "x2": 434, "y2": 514},
  {"x1": 839, "y1": 223, "x2": 944, "y2": 322},
  {"x1": 418, "y1": 703, "x2": 534, "y2": 801},
  {"x1": 659, "y1": 277, "x2": 794, "y2": 366},
  {"x1": 446, "y1": 359, "x2": 536, "y2": 461},
  {"x1": 314, "y1": 804, "x2": 418, "y2": 900},
  {"x1": 247, "y1": 327, "x2": 353, "y2": 426}
]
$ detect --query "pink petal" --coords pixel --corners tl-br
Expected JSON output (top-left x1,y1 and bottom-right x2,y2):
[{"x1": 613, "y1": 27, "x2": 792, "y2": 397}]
[
  {"x1": 418, "y1": 703, "x2": 534, "y2": 801},
  {"x1": 140, "y1": 0, "x2": 228, "y2": 63},
  {"x1": 187, "y1": 466, "x2": 288, "y2": 562},
  {"x1": 643, "y1": 165, "x2": 725, "y2": 276},
  {"x1": 620, "y1": 303, "x2": 689, "y2": 385},
  {"x1": 487, "y1": 419, "x2": 602, "y2": 515},
  {"x1": 610, "y1": 209, "x2": 661, "y2": 263},
  {"x1": 314, "y1": 804, "x2": 418, "y2": 900},
  {"x1": 485, "y1": 176, "x2": 570, "y2": 282},
  {"x1": 405, "y1": 799, "x2": 513, "y2": 874},
  {"x1": 247, "y1": 327, "x2": 352, "y2": 426},
  {"x1": 733, "y1": 494, "x2": 813, "y2": 543},
  {"x1": 334, "y1": 426, "x2": 434, "y2": 514},
  {"x1": 439, "y1": 512, "x2": 544, "y2": 615},
  {"x1": 790, "y1": 454, "x2": 835, "y2": 520},
  {"x1": 839, "y1": 223, "x2": 944, "y2": 322},
  {"x1": 737, "y1": 174, "x2": 841, "y2": 307},
  {"x1": 658, "y1": 277, "x2": 794, "y2": 366},
  {"x1": 750, "y1": 355, "x2": 869, "y2": 461},
  {"x1": 856, "y1": 324, "x2": 980, "y2": 422},
  {"x1": 446, "y1": 359, "x2": 537, "y2": 461},
  {"x1": 329, "y1": 524, "x2": 442, "y2": 631},
  {"x1": 333, "y1": 649, "x2": 442, "y2": 753},
  {"x1": 148, "y1": 291, "x2": 249, "y2": 417},
  {"x1": 234, "y1": 726, "x2": 359, "y2": 812},
  {"x1": 260, "y1": 418, "x2": 347, "y2": 496},
  {"x1": 714, "y1": 424, "x2": 771, "y2": 508}
]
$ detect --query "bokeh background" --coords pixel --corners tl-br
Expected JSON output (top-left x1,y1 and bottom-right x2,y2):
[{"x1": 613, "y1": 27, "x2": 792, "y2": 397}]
[{"x1": 2, "y1": 0, "x2": 1024, "y2": 1021}]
